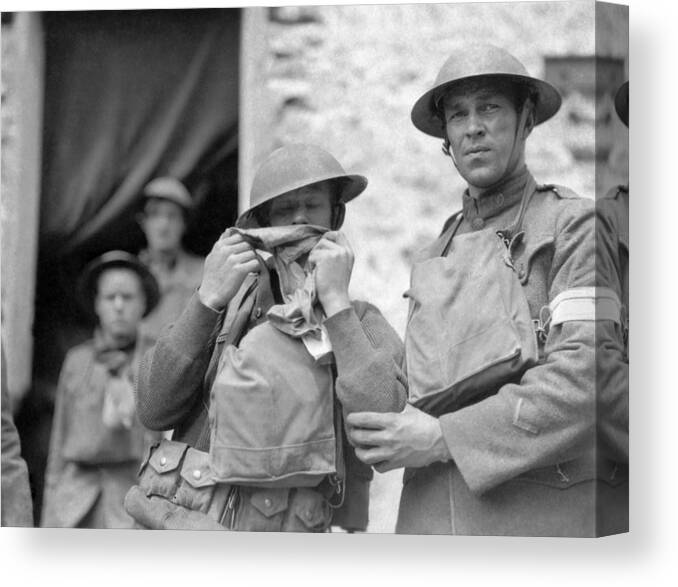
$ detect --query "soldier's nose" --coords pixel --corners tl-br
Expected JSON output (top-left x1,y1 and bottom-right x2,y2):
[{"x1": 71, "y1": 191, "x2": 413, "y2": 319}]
[
  {"x1": 466, "y1": 113, "x2": 485, "y2": 137},
  {"x1": 291, "y1": 210, "x2": 309, "y2": 224}
]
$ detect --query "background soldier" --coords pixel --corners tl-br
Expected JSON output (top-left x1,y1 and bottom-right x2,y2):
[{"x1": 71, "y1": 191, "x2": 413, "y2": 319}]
[
  {"x1": 137, "y1": 177, "x2": 204, "y2": 341},
  {"x1": 596, "y1": 80, "x2": 629, "y2": 465},
  {"x1": 41, "y1": 252, "x2": 160, "y2": 528}
]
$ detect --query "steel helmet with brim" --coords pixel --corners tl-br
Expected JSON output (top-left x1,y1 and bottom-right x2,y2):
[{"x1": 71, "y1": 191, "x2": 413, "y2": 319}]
[
  {"x1": 141, "y1": 176, "x2": 193, "y2": 212},
  {"x1": 614, "y1": 81, "x2": 629, "y2": 127},
  {"x1": 236, "y1": 144, "x2": 368, "y2": 230},
  {"x1": 411, "y1": 42, "x2": 562, "y2": 138},
  {"x1": 77, "y1": 250, "x2": 161, "y2": 322}
]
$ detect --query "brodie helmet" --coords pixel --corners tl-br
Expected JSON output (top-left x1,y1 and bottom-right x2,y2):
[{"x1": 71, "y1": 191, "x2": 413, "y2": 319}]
[{"x1": 236, "y1": 144, "x2": 367, "y2": 229}]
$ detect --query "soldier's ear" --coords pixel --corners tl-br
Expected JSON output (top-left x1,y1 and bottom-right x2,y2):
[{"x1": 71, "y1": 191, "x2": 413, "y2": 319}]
[
  {"x1": 521, "y1": 100, "x2": 536, "y2": 140},
  {"x1": 332, "y1": 202, "x2": 346, "y2": 230},
  {"x1": 135, "y1": 212, "x2": 146, "y2": 229}
]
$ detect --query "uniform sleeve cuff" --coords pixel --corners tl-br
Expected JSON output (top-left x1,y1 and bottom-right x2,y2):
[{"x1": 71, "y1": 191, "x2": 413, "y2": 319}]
[{"x1": 169, "y1": 292, "x2": 223, "y2": 358}]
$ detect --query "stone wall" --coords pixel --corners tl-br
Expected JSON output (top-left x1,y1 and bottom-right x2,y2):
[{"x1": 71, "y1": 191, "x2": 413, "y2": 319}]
[{"x1": 262, "y1": 2, "x2": 628, "y2": 340}]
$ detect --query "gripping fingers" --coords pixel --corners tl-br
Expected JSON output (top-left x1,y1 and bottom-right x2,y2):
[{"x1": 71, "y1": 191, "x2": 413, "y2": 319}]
[
  {"x1": 354, "y1": 446, "x2": 390, "y2": 466},
  {"x1": 222, "y1": 240, "x2": 252, "y2": 255},
  {"x1": 218, "y1": 227, "x2": 238, "y2": 241},
  {"x1": 231, "y1": 249, "x2": 257, "y2": 263},
  {"x1": 348, "y1": 427, "x2": 385, "y2": 447},
  {"x1": 238, "y1": 258, "x2": 261, "y2": 274}
]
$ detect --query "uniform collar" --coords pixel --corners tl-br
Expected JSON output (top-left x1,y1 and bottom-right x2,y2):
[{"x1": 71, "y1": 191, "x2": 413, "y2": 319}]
[{"x1": 462, "y1": 166, "x2": 531, "y2": 224}]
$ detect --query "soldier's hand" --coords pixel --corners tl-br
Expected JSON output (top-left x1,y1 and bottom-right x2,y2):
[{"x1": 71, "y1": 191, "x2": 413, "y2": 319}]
[
  {"x1": 308, "y1": 231, "x2": 354, "y2": 317},
  {"x1": 345, "y1": 404, "x2": 452, "y2": 473},
  {"x1": 198, "y1": 229, "x2": 260, "y2": 311}
]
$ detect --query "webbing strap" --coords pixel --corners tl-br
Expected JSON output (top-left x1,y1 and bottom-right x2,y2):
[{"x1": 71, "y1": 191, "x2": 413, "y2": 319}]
[
  {"x1": 437, "y1": 214, "x2": 464, "y2": 257},
  {"x1": 549, "y1": 287, "x2": 622, "y2": 326}
]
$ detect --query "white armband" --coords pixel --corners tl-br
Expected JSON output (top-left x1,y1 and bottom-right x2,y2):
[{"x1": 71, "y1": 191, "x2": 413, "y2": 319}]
[{"x1": 549, "y1": 287, "x2": 622, "y2": 326}]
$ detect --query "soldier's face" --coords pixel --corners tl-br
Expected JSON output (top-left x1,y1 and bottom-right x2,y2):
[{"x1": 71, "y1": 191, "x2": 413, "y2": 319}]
[
  {"x1": 268, "y1": 183, "x2": 334, "y2": 228},
  {"x1": 140, "y1": 199, "x2": 186, "y2": 254},
  {"x1": 442, "y1": 87, "x2": 523, "y2": 188},
  {"x1": 95, "y1": 269, "x2": 146, "y2": 341}
]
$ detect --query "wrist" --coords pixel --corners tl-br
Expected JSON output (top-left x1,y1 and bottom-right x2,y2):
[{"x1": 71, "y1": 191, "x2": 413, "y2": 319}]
[
  {"x1": 320, "y1": 292, "x2": 351, "y2": 318},
  {"x1": 432, "y1": 420, "x2": 452, "y2": 464},
  {"x1": 198, "y1": 287, "x2": 226, "y2": 313}
]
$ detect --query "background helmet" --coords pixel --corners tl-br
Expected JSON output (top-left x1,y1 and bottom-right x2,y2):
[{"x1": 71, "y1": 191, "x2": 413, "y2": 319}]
[
  {"x1": 411, "y1": 42, "x2": 562, "y2": 138},
  {"x1": 142, "y1": 176, "x2": 193, "y2": 211},
  {"x1": 236, "y1": 144, "x2": 367, "y2": 229},
  {"x1": 614, "y1": 81, "x2": 629, "y2": 127}
]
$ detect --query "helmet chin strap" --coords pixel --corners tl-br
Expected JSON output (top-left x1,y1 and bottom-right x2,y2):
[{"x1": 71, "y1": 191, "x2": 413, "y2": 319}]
[
  {"x1": 331, "y1": 202, "x2": 346, "y2": 230},
  {"x1": 443, "y1": 100, "x2": 532, "y2": 193}
]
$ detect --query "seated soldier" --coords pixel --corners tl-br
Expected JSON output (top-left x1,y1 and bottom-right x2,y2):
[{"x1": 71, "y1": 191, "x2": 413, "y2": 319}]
[
  {"x1": 128, "y1": 144, "x2": 406, "y2": 532},
  {"x1": 41, "y1": 251, "x2": 161, "y2": 528}
]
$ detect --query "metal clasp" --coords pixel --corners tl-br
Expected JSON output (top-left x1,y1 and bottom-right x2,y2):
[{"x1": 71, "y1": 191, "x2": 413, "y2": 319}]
[
  {"x1": 326, "y1": 473, "x2": 345, "y2": 510},
  {"x1": 497, "y1": 230, "x2": 525, "y2": 271},
  {"x1": 219, "y1": 485, "x2": 240, "y2": 529},
  {"x1": 533, "y1": 305, "x2": 552, "y2": 345}
]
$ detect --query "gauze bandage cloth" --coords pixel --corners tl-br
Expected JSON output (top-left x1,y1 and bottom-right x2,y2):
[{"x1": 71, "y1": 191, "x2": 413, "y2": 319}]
[
  {"x1": 232, "y1": 225, "x2": 333, "y2": 360},
  {"x1": 209, "y1": 225, "x2": 341, "y2": 488},
  {"x1": 232, "y1": 225, "x2": 326, "y2": 334}
]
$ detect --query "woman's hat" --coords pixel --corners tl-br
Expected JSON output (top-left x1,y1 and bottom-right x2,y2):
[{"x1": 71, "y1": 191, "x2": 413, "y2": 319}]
[
  {"x1": 142, "y1": 177, "x2": 193, "y2": 211},
  {"x1": 78, "y1": 250, "x2": 160, "y2": 319}
]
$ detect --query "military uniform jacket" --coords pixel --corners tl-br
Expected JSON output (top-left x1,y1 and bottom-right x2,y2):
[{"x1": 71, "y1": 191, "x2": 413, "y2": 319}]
[
  {"x1": 135, "y1": 264, "x2": 407, "y2": 531},
  {"x1": 41, "y1": 334, "x2": 158, "y2": 528},
  {"x1": 139, "y1": 248, "x2": 204, "y2": 341},
  {"x1": 595, "y1": 185, "x2": 629, "y2": 464},
  {"x1": 397, "y1": 168, "x2": 628, "y2": 536}
]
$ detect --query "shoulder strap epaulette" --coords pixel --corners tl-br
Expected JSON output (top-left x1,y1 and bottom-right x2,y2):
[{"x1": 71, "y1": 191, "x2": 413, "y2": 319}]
[{"x1": 535, "y1": 183, "x2": 581, "y2": 199}]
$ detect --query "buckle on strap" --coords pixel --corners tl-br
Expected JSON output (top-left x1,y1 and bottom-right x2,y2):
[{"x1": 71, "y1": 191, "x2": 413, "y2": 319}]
[{"x1": 532, "y1": 305, "x2": 552, "y2": 344}]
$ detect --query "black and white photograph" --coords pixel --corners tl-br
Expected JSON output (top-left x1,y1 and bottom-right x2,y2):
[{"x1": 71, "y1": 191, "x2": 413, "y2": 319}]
[
  {"x1": 0, "y1": 0, "x2": 628, "y2": 534},
  {"x1": 0, "y1": 0, "x2": 670, "y2": 583}
]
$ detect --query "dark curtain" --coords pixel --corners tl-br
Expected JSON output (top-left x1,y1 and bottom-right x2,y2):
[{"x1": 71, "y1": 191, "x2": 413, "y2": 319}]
[
  {"x1": 18, "y1": 9, "x2": 242, "y2": 523},
  {"x1": 40, "y1": 9, "x2": 240, "y2": 257}
]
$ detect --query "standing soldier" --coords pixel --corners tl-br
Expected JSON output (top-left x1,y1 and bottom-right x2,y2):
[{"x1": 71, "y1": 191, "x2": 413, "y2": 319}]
[
  {"x1": 596, "y1": 80, "x2": 629, "y2": 466},
  {"x1": 346, "y1": 43, "x2": 628, "y2": 536},
  {"x1": 137, "y1": 177, "x2": 204, "y2": 341},
  {"x1": 42, "y1": 252, "x2": 161, "y2": 528},
  {"x1": 601, "y1": 80, "x2": 628, "y2": 343},
  {"x1": 126, "y1": 145, "x2": 406, "y2": 532}
]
